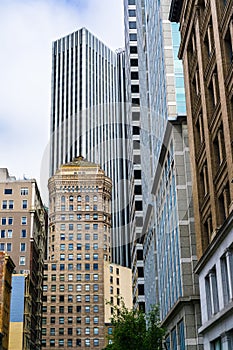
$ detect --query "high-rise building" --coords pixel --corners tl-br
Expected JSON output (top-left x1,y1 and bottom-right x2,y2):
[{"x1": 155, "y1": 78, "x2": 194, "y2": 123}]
[
  {"x1": 49, "y1": 27, "x2": 130, "y2": 268},
  {"x1": 0, "y1": 252, "x2": 15, "y2": 350},
  {"x1": 127, "y1": 0, "x2": 203, "y2": 347},
  {"x1": 0, "y1": 168, "x2": 48, "y2": 350},
  {"x1": 124, "y1": 0, "x2": 145, "y2": 311},
  {"x1": 170, "y1": 0, "x2": 233, "y2": 348},
  {"x1": 42, "y1": 157, "x2": 132, "y2": 349}
]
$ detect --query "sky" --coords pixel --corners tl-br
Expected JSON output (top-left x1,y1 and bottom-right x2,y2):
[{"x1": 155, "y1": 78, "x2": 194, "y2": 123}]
[{"x1": 0, "y1": 0, "x2": 124, "y2": 202}]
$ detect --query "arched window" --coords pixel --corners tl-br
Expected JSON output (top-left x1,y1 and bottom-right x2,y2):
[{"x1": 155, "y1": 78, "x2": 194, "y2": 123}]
[
  {"x1": 85, "y1": 195, "x2": 89, "y2": 202},
  {"x1": 78, "y1": 196, "x2": 82, "y2": 202},
  {"x1": 93, "y1": 196, "x2": 97, "y2": 202}
]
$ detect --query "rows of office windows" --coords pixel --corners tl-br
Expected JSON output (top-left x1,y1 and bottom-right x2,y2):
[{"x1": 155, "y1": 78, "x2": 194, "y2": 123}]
[
  {"x1": 42, "y1": 316, "x2": 100, "y2": 325},
  {"x1": 42, "y1": 326, "x2": 100, "y2": 336},
  {"x1": 60, "y1": 209, "x2": 98, "y2": 220},
  {"x1": 41, "y1": 338, "x2": 100, "y2": 347},
  {"x1": 58, "y1": 223, "x2": 99, "y2": 231},
  {"x1": 43, "y1": 294, "x2": 99, "y2": 303},
  {"x1": 0, "y1": 242, "x2": 26, "y2": 252},
  {"x1": 1, "y1": 200, "x2": 28, "y2": 210},
  {"x1": 43, "y1": 275, "x2": 100, "y2": 288},
  {"x1": 61, "y1": 195, "x2": 98, "y2": 203},
  {"x1": 0, "y1": 229, "x2": 27, "y2": 238},
  {"x1": 1, "y1": 216, "x2": 28, "y2": 225},
  {"x1": 43, "y1": 283, "x2": 100, "y2": 292},
  {"x1": 44, "y1": 273, "x2": 99, "y2": 282},
  {"x1": 43, "y1": 305, "x2": 100, "y2": 313},
  {"x1": 2, "y1": 187, "x2": 28, "y2": 195}
]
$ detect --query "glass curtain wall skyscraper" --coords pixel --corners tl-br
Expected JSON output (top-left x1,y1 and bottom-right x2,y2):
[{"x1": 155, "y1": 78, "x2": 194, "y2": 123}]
[{"x1": 49, "y1": 28, "x2": 130, "y2": 267}]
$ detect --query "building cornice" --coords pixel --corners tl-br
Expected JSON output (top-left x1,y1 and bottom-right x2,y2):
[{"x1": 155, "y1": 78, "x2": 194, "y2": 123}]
[{"x1": 195, "y1": 210, "x2": 233, "y2": 274}]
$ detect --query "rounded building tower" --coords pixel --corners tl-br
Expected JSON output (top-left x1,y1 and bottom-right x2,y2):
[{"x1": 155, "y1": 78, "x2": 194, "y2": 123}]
[{"x1": 42, "y1": 156, "x2": 112, "y2": 349}]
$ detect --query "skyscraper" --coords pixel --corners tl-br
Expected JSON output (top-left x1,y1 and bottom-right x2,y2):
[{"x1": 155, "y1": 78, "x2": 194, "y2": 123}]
[
  {"x1": 129, "y1": 0, "x2": 203, "y2": 346},
  {"x1": 170, "y1": 0, "x2": 233, "y2": 348},
  {"x1": 49, "y1": 27, "x2": 130, "y2": 267},
  {"x1": 124, "y1": 0, "x2": 145, "y2": 311},
  {"x1": 42, "y1": 156, "x2": 132, "y2": 349}
]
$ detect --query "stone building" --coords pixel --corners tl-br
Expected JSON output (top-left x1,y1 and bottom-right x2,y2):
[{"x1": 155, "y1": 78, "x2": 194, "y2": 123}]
[
  {"x1": 0, "y1": 168, "x2": 48, "y2": 350},
  {"x1": 170, "y1": 0, "x2": 233, "y2": 348},
  {"x1": 42, "y1": 157, "x2": 132, "y2": 349}
]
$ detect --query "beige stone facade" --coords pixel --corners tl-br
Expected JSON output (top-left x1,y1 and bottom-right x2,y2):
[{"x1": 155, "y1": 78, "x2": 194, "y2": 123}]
[
  {"x1": 104, "y1": 262, "x2": 132, "y2": 323},
  {"x1": 42, "y1": 157, "x2": 113, "y2": 349},
  {"x1": 0, "y1": 168, "x2": 48, "y2": 350}
]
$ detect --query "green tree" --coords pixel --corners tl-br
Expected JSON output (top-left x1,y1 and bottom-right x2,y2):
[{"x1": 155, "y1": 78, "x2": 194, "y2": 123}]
[{"x1": 103, "y1": 302, "x2": 165, "y2": 350}]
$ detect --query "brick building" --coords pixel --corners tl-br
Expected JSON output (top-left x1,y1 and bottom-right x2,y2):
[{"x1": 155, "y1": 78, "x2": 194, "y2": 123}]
[{"x1": 170, "y1": 0, "x2": 233, "y2": 348}]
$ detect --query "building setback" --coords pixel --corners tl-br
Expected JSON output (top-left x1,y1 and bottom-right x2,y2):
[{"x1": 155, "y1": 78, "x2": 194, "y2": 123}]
[
  {"x1": 0, "y1": 252, "x2": 15, "y2": 350},
  {"x1": 170, "y1": 0, "x2": 233, "y2": 349},
  {"x1": 0, "y1": 168, "x2": 48, "y2": 350},
  {"x1": 42, "y1": 157, "x2": 132, "y2": 349}
]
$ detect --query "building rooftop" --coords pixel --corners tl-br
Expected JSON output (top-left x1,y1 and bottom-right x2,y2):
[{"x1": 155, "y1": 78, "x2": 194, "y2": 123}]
[{"x1": 60, "y1": 156, "x2": 100, "y2": 169}]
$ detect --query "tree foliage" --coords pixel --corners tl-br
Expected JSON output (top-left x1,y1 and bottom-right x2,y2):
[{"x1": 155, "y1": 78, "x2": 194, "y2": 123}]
[{"x1": 103, "y1": 302, "x2": 165, "y2": 350}]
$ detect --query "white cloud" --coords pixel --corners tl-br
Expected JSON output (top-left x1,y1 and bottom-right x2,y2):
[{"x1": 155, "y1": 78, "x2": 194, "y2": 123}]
[{"x1": 0, "y1": 0, "x2": 124, "y2": 201}]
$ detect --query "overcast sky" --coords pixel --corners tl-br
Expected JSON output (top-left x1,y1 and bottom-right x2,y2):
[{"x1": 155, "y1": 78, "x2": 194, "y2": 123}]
[{"x1": 0, "y1": 0, "x2": 124, "y2": 201}]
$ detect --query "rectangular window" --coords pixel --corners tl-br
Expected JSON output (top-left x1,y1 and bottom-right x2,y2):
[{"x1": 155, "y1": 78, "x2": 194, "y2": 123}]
[
  {"x1": 22, "y1": 200, "x2": 27, "y2": 209},
  {"x1": 60, "y1": 244, "x2": 65, "y2": 251},
  {"x1": 7, "y1": 230, "x2": 13, "y2": 238},
  {"x1": 20, "y1": 243, "x2": 26, "y2": 252},
  {"x1": 2, "y1": 200, "x2": 7, "y2": 209},
  {"x1": 9, "y1": 200, "x2": 14, "y2": 209},
  {"x1": 21, "y1": 229, "x2": 27, "y2": 238},
  {"x1": 6, "y1": 243, "x2": 12, "y2": 252},
  {"x1": 129, "y1": 9, "x2": 136, "y2": 17},
  {"x1": 59, "y1": 339, "x2": 64, "y2": 347},
  {"x1": 1, "y1": 230, "x2": 5, "y2": 238},
  {"x1": 59, "y1": 317, "x2": 64, "y2": 324},
  {"x1": 8, "y1": 217, "x2": 13, "y2": 225},
  {"x1": 4, "y1": 189, "x2": 12, "y2": 194},
  {"x1": 21, "y1": 188, "x2": 28, "y2": 195},
  {"x1": 93, "y1": 317, "x2": 99, "y2": 324},
  {"x1": 19, "y1": 256, "x2": 25, "y2": 265},
  {"x1": 1, "y1": 218, "x2": 6, "y2": 225},
  {"x1": 21, "y1": 217, "x2": 27, "y2": 225}
]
